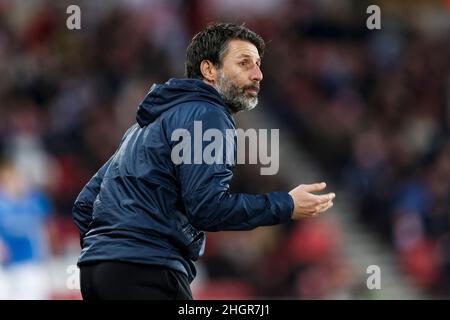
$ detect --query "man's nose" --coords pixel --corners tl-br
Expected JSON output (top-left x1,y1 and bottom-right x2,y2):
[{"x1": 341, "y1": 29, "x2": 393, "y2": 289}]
[{"x1": 250, "y1": 65, "x2": 263, "y2": 82}]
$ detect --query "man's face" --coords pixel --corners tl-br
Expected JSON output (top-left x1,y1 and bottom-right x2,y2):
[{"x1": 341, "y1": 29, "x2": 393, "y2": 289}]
[{"x1": 214, "y1": 39, "x2": 263, "y2": 113}]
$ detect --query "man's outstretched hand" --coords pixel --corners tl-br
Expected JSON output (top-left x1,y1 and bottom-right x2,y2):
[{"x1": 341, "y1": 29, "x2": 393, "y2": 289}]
[{"x1": 288, "y1": 182, "x2": 335, "y2": 220}]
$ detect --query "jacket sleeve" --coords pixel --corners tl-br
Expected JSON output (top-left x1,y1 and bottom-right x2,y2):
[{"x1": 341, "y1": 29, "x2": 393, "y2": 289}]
[
  {"x1": 175, "y1": 108, "x2": 294, "y2": 232},
  {"x1": 72, "y1": 157, "x2": 112, "y2": 243}
]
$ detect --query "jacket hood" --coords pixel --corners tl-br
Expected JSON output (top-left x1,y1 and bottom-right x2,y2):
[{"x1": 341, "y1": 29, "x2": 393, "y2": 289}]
[{"x1": 137, "y1": 78, "x2": 227, "y2": 127}]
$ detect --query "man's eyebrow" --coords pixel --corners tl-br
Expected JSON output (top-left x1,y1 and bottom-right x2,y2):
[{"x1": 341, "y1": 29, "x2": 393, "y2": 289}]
[{"x1": 237, "y1": 54, "x2": 261, "y2": 62}]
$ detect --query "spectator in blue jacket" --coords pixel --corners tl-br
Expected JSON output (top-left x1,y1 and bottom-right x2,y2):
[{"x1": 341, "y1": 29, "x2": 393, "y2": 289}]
[
  {"x1": 0, "y1": 158, "x2": 52, "y2": 299},
  {"x1": 73, "y1": 22, "x2": 335, "y2": 300}
]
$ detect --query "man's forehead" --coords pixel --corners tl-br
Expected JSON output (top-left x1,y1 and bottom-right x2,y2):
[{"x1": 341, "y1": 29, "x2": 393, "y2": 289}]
[{"x1": 224, "y1": 39, "x2": 260, "y2": 60}]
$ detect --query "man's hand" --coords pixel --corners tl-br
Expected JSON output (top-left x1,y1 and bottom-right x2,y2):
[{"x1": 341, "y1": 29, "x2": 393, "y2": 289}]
[{"x1": 288, "y1": 182, "x2": 335, "y2": 220}]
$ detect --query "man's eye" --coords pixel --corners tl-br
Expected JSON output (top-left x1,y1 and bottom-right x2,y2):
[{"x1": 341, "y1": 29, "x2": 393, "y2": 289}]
[{"x1": 240, "y1": 61, "x2": 247, "y2": 66}]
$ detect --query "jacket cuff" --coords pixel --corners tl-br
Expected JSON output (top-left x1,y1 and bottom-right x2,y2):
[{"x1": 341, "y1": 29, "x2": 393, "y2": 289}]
[{"x1": 267, "y1": 192, "x2": 294, "y2": 223}]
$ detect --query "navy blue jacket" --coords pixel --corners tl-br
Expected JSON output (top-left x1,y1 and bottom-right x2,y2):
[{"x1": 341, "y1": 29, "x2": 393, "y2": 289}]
[{"x1": 72, "y1": 78, "x2": 293, "y2": 282}]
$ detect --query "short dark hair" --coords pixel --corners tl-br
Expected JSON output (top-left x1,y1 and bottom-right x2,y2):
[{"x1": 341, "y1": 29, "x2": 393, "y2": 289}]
[{"x1": 185, "y1": 22, "x2": 265, "y2": 79}]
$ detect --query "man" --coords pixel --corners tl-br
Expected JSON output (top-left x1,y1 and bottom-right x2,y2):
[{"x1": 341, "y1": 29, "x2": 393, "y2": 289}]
[{"x1": 73, "y1": 22, "x2": 335, "y2": 300}]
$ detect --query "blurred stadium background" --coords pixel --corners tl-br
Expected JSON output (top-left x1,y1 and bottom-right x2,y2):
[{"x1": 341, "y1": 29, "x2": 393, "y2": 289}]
[{"x1": 0, "y1": 0, "x2": 449, "y2": 299}]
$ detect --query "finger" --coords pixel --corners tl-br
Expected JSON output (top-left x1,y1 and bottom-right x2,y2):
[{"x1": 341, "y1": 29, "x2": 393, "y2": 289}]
[
  {"x1": 315, "y1": 200, "x2": 331, "y2": 211},
  {"x1": 300, "y1": 182, "x2": 326, "y2": 193},
  {"x1": 312, "y1": 192, "x2": 335, "y2": 204},
  {"x1": 301, "y1": 203, "x2": 332, "y2": 219},
  {"x1": 318, "y1": 201, "x2": 334, "y2": 213},
  {"x1": 314, "y1": 201, "x2": 331, "y2": 213}
]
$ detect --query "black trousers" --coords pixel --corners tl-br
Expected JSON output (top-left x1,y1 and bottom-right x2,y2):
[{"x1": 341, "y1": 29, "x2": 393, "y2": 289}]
[{"x1": 79, "y1": 261, "x2": 193, "y2": 300}]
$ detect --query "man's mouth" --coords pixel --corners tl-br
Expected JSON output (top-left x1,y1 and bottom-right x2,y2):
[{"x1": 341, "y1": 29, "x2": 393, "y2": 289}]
[{"x1": 244, "y1": 87, "x2": 259, "y2": 96}]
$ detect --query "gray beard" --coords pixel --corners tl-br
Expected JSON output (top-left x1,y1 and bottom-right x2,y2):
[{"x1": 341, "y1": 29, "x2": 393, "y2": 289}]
[{"x1": 215, "y1": 71, "x2": 258, "y2": 113}]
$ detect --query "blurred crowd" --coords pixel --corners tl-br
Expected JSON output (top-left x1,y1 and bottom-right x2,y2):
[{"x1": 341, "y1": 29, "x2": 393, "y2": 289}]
[
  {"x1": 0, "y1": 0, "x2": 448, "y2": 299},
  {"x1": 261, "y1": 0, "x2": 450, "y2": 296}
]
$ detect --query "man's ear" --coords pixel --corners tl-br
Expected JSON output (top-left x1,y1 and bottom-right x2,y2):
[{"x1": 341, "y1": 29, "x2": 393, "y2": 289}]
[{"x1": 200, "y1": 60, "x2": 217, "y2": 84}]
